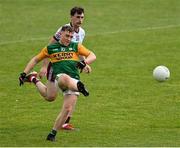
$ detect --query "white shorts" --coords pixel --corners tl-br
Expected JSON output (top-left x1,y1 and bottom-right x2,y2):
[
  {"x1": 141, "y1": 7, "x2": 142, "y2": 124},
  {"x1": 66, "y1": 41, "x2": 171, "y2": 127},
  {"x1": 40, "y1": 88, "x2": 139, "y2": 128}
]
[{"x1": 56, "y1": 74, "x2": 80, "y2": 96}]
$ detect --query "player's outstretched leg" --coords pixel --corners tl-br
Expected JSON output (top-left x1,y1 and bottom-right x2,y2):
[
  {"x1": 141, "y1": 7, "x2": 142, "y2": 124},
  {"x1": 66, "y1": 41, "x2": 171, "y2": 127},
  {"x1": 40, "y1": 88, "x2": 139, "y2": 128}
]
[{"x1": 24, "y1": 71, "x2": 57, "y2": 101}]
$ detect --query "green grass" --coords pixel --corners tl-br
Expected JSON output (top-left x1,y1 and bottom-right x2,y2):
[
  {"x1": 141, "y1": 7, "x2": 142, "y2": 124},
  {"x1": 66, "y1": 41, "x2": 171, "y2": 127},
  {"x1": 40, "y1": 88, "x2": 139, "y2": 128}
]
[{"x1": 1, "y1": 0, "x2": 180, "y2": 146}]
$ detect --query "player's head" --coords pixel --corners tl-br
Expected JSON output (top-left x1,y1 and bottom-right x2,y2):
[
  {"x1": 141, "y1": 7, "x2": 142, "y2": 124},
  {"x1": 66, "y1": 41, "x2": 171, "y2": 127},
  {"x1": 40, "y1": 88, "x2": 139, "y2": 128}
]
[
  {"x1": 60, "y1": 25, "x2": 74, "y2": 46},
  {"x1": 70, "y1": 7, "x2": 84, "y2": 28}
]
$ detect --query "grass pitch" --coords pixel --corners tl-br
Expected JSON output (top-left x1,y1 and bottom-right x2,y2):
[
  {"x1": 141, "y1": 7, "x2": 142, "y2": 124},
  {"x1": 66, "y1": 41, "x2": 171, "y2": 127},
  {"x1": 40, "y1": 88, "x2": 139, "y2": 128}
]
[{"x1": 0, "y1": 0, "x2": 180, "y2": 146}]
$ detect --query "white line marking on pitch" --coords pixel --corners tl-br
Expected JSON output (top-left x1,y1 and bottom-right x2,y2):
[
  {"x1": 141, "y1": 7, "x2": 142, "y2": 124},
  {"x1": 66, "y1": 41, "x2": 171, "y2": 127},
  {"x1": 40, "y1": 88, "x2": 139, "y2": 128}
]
[{"x1": 0, "y1": 24, "x2": 180, "y2": 45}]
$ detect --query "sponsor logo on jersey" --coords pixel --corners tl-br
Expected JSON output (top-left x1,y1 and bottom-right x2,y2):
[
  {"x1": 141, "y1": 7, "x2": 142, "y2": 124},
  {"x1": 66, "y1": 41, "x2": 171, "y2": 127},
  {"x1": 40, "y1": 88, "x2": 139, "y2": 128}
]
[{"x1": 53, "y1": 52, "x2": 73, "y2": 60}]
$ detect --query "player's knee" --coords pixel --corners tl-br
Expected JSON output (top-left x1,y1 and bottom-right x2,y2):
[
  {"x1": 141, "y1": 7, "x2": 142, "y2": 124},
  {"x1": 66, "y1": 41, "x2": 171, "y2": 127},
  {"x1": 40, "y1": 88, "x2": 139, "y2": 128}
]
[{"x1": 60, "y1": 74, "x2": 70, "y2": 84}]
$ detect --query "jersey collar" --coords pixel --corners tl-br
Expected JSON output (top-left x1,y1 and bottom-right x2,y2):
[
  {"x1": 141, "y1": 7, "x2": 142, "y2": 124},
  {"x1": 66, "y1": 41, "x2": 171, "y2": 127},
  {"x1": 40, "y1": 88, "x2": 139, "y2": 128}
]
[{"x1": 70, "y1": 22, "x2": 79, "y2": 33}]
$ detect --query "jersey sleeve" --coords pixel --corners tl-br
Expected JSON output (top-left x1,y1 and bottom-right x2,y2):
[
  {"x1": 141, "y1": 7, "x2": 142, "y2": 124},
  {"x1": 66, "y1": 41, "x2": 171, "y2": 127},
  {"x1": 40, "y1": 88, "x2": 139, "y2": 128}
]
[
  {"x1": 77, "y1": 43, "x2": 91, "y2": 57},
  {"x1": 79, "y1": 28, "x2": 85, "y2": 43},
  {"x1": 36, "y1": 47, "x2": 49, "y2": 61},
  {"x1": 80, "y1": 30, "x2": 86, "y2": 43}
]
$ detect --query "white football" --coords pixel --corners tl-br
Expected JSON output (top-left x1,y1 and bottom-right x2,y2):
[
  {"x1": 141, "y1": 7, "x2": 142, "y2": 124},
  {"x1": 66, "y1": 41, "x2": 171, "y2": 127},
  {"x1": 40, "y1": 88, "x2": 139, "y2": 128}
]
[{"x1": 153, "y1": 65, "x2": 170, "y2": 82}]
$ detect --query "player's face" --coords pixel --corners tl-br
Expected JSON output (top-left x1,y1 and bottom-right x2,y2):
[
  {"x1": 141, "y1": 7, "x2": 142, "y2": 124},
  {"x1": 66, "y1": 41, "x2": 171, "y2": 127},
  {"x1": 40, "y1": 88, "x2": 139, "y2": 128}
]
[
  {"x1": 71, "y1": 13, "x2": 84, "y2": 28},
  {"x1": 60, "y1": 31, "x2": 73, "y2": 46}
]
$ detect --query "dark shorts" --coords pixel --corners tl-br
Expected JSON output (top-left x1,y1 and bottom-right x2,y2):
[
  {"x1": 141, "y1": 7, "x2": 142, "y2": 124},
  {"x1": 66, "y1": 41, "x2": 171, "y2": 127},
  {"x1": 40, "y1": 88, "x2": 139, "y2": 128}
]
[{"x1": 47, "y1": 62, "x2": 56, "y2": 82}]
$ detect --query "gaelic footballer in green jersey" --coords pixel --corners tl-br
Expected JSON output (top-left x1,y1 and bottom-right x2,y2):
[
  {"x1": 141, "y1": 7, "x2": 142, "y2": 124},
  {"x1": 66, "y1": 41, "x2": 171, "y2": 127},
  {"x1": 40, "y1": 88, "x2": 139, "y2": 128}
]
[{"x1": 19, "y1": 25, "x2": 96, "y2": 141}]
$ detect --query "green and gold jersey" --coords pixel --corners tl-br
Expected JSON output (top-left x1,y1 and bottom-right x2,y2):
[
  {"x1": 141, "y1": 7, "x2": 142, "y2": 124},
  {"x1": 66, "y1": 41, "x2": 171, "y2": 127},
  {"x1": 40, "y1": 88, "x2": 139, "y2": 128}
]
[{"x1": 36, "y1": 42, "x2": 90, "y2": 80}]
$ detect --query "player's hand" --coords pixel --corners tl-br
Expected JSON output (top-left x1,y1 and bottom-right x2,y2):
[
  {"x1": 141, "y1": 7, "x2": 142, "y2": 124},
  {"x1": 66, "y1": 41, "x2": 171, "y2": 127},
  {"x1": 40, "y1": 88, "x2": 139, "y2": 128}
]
[
  {"x1": 19, "y1": 72, "x2": 26, "y2": 86},
  {"x1": 76, "y1": 60, "x2": 86, "y2": 73},
  {"x1": 39, "y1": 66, "x2": 47, "y2": 79},
  {"x1": 82, "y1": 64, "x2": 92, "y2": 74}
]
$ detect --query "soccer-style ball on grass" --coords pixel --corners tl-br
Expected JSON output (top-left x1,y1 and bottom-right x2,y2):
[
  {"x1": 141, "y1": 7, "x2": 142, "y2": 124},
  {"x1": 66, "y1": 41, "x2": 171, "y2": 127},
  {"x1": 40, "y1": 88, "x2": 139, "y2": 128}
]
[{"x1": 153, "y1": 65, "x2": 170, "y2": 82}]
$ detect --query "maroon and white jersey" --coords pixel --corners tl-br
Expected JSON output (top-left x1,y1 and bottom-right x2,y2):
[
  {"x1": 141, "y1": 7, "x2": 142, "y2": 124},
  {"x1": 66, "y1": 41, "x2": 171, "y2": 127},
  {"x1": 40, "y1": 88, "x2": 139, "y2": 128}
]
[{"x1": 53, "y1": 23, "x2": 85, "y2": 43}]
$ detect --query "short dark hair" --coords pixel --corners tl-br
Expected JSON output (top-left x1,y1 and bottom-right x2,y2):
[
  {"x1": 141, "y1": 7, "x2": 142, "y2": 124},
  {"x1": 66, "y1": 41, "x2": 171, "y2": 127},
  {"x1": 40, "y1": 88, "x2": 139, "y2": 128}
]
[
  {"x1": 70, "y1": 6, "x2": 84, "y2": 16},
  {"x1": 61, "y1": 25, "x2": 74, "y2": 32}
]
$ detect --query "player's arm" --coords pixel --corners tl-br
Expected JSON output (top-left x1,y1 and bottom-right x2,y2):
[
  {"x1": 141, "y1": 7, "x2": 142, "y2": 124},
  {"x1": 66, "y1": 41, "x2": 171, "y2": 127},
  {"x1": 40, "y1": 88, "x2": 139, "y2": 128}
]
[
  {"x1": 84, "y1": 51, "x2": 96, "y2": 64},
  {"x1": 78, "y1": 44, "x2": 96, "y2": 64},
  {"x1": 78, "y1": 55, "x2": 85, "y2": 61},
  {"x1": 23, "y1": 56, "x2": 40, "y2": 74},
  {"x1": 24, "y1": 47, "x2": 48, "y2": 74},
  {"x1": 77, "y1": 44, "x2": 96, "y2": 72},
  {"x1": 19, "y1": 47, "x2": 49, "y2": 85},
  {"x1": 39, "y1": 58, "x2": 49, "y2": 78}
]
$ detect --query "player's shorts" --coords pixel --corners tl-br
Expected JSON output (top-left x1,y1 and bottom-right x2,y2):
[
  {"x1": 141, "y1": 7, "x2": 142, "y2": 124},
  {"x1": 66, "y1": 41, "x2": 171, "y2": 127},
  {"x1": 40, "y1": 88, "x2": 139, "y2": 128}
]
[
  {"x1": 55, "y1": 73, "x2": 80, "y2": 96},
  {"x1": 47, "y1": 62, "x2": 56, "y2": 82}
]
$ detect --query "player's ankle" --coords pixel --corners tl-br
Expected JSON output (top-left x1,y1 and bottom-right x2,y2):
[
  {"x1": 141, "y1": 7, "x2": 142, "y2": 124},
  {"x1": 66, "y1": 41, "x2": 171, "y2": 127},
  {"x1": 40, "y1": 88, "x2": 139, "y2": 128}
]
[{"x1": 50, "y1": 129, "x2": 57, "y2": 136}]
